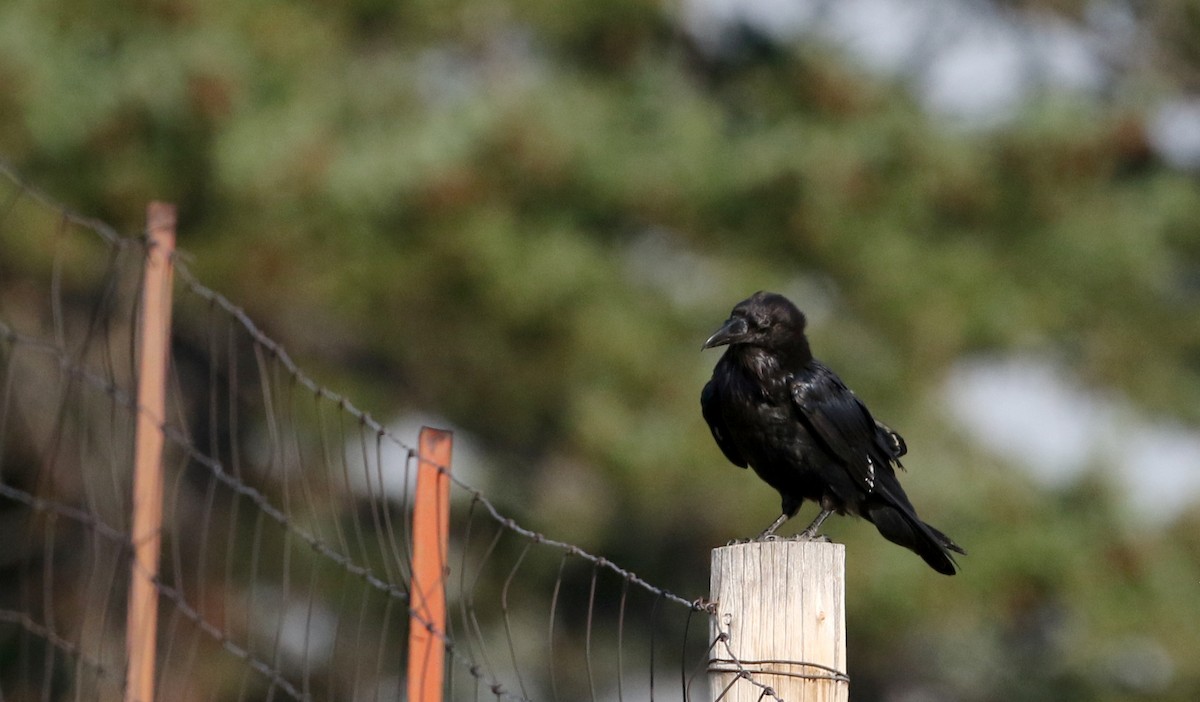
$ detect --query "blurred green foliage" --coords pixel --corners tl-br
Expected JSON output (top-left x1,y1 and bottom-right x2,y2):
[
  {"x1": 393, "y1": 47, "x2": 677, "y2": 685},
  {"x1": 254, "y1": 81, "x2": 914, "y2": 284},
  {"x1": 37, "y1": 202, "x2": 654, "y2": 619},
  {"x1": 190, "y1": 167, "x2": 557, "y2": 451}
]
[{"x1": 3, "y1": 0, "x2": 1200, "y2": 699}]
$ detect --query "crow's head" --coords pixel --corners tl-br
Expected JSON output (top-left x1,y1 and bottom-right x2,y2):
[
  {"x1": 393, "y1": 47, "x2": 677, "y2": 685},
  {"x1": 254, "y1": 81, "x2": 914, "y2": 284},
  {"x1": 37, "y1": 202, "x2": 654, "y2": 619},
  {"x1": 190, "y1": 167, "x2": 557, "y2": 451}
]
[{"x1": 702, "y1": 291, "x2": 808, "y2": 354}]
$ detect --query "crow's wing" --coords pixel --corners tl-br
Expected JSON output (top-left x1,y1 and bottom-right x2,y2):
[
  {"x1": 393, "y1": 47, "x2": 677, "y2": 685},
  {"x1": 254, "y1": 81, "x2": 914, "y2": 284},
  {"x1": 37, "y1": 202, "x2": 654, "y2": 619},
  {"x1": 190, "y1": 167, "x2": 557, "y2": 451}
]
[
  {"x1": 789, "y1": 364, "x2": 896, "y2": 492},
  {"x1": 874, "y1": 419, "x2": 907, "y2": 468},
  {"x1": 701, "y1": 380, "x2": 748, "y2": 469}
]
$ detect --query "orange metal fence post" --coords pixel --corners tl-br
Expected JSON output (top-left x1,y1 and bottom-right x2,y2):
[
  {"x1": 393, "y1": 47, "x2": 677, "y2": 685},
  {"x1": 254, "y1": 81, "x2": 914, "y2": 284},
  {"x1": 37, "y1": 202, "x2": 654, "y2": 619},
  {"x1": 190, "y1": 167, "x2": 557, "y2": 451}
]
[
  {"x1": 125, "y1": 202, "x2": 176, "y2": 702},
  {"x1": 407, "y1": 427, "x2": 453, "y2": 702}
]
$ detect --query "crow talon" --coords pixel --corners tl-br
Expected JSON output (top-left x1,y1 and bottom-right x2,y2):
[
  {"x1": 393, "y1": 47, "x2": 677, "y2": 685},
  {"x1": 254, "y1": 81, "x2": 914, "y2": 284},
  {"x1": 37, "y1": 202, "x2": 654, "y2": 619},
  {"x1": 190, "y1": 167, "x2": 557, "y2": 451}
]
[{"x1": 793, "y1": 533, "x2": 831, "y2": 543}]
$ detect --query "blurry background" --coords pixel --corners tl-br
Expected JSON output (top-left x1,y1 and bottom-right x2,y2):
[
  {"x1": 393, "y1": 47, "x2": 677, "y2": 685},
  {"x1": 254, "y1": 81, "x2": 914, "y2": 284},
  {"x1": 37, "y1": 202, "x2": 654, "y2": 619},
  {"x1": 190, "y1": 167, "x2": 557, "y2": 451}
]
[{"x1": 2, "y1": 0, "x2": 1200, "y2": 699}]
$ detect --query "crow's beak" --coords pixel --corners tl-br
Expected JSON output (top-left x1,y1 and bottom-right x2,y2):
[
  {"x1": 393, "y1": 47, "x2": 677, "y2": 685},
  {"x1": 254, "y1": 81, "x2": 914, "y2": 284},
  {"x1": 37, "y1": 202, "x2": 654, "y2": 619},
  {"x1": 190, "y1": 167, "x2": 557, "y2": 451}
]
[{"x1": 702, "y1": 317, "x2": 747, "y2": 350}]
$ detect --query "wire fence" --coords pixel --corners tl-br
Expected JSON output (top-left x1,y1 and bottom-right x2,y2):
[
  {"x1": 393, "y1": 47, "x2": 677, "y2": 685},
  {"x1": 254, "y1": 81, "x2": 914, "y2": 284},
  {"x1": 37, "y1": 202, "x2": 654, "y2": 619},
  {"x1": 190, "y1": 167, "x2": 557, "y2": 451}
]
[{"x1": 0, "y1": 164, "x2": 792, "y2": 701}]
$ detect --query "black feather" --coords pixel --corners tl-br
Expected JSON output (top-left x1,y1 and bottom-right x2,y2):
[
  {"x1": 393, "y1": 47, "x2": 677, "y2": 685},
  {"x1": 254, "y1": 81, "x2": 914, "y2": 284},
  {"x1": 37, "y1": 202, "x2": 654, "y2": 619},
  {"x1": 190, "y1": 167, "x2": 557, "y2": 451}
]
[{"x1": 701, "y1": 292, "x2": 965, "y2": 575}]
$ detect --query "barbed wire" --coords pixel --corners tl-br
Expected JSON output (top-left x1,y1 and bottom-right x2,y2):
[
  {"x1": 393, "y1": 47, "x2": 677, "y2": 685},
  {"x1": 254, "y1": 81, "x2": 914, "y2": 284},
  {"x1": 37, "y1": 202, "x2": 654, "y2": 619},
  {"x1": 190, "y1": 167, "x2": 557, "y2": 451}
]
[
  {"x1": 0, "y1": 477, "x2": 306, "y2": 699},
  {"x1": 4, "y1": 316, "x2": 540, "y2": 700},
  {"x1": 174, "y1": 261, "x2": 703, "y2": 609},
  {"x1": 0, "y1": 163, "x2": 808, "y2": 701},
  {"x1": 0, "y1": 609, "x2": 123, "y2": 691},
  {"x1": 0, "y1": 160, "x2": 126, "y2": 247}
]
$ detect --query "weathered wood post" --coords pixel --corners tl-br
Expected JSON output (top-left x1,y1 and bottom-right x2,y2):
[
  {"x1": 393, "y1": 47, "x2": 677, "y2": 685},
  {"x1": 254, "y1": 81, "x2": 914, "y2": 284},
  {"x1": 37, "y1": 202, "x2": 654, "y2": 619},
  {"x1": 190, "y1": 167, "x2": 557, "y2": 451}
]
[{"x1": 708, "y1": 541, "x2": 848, "y2": 702}]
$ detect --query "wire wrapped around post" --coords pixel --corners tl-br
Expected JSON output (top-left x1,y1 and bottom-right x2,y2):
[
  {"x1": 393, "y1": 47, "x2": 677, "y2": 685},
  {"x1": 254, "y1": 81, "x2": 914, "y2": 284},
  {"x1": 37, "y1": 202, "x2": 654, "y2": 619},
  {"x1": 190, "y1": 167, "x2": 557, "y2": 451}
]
[{"x1": 708, "y1": 541, "x2": 848, "y2": 702}]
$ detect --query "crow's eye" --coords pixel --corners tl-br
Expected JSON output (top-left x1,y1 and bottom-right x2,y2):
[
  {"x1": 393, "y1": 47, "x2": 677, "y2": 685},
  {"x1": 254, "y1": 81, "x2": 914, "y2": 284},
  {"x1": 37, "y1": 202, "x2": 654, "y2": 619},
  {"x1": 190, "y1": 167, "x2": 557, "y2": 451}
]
[{"x1": 749, "y1": 315, "x2": 768, "y2": 330}]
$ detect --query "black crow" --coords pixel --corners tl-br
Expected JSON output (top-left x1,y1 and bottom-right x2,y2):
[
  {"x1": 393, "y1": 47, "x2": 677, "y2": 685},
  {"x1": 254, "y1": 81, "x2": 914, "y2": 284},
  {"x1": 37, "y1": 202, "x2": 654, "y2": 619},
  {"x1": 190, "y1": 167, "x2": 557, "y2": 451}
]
[{"x1": 701, "y1": 291, "x2": 964, "y2": 575}]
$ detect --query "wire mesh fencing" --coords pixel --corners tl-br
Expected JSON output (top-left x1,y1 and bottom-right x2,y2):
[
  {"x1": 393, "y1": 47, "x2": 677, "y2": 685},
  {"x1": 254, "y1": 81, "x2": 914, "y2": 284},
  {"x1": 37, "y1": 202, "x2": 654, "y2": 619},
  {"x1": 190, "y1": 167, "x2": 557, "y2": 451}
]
[{"x1": 0, "y1": 164, "x2": 791, "y2": 702}]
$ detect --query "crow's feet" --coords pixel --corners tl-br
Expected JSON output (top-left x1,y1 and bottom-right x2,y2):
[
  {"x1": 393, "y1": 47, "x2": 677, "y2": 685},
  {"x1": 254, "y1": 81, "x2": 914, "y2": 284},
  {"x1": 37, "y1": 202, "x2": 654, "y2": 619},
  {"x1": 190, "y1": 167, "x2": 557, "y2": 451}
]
[
  {"x1": 728, "y1": 532, "x2": 825, "y2": 545},
  {"x1": 792, "y1": 532, "x2": 832, "y2": 543},
  {"x1": 725, "y1": 533, "x2": 781, "y2": 546}
]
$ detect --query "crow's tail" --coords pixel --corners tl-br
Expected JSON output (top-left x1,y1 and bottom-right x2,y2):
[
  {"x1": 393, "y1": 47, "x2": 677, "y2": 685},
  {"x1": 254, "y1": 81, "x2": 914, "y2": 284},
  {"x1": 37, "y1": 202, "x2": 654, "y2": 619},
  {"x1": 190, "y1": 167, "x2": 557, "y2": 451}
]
[{"x1": 866, "y1": 503, "x2": 965, "y2": 575}]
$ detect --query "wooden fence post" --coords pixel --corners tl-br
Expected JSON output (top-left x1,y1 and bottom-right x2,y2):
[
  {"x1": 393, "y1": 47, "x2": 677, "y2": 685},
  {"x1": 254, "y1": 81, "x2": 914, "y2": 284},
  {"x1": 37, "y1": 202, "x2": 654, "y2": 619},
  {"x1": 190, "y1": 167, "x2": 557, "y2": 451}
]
[
  {"x1": 407, "y1": 427, "x2": 453, "y2": 702},
  {"x1": 125, "y1": 202, "x2": 176, "y2": 702},
  {"x1": 708, "y1": 541, "x2": 848, "y2": 702}
]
